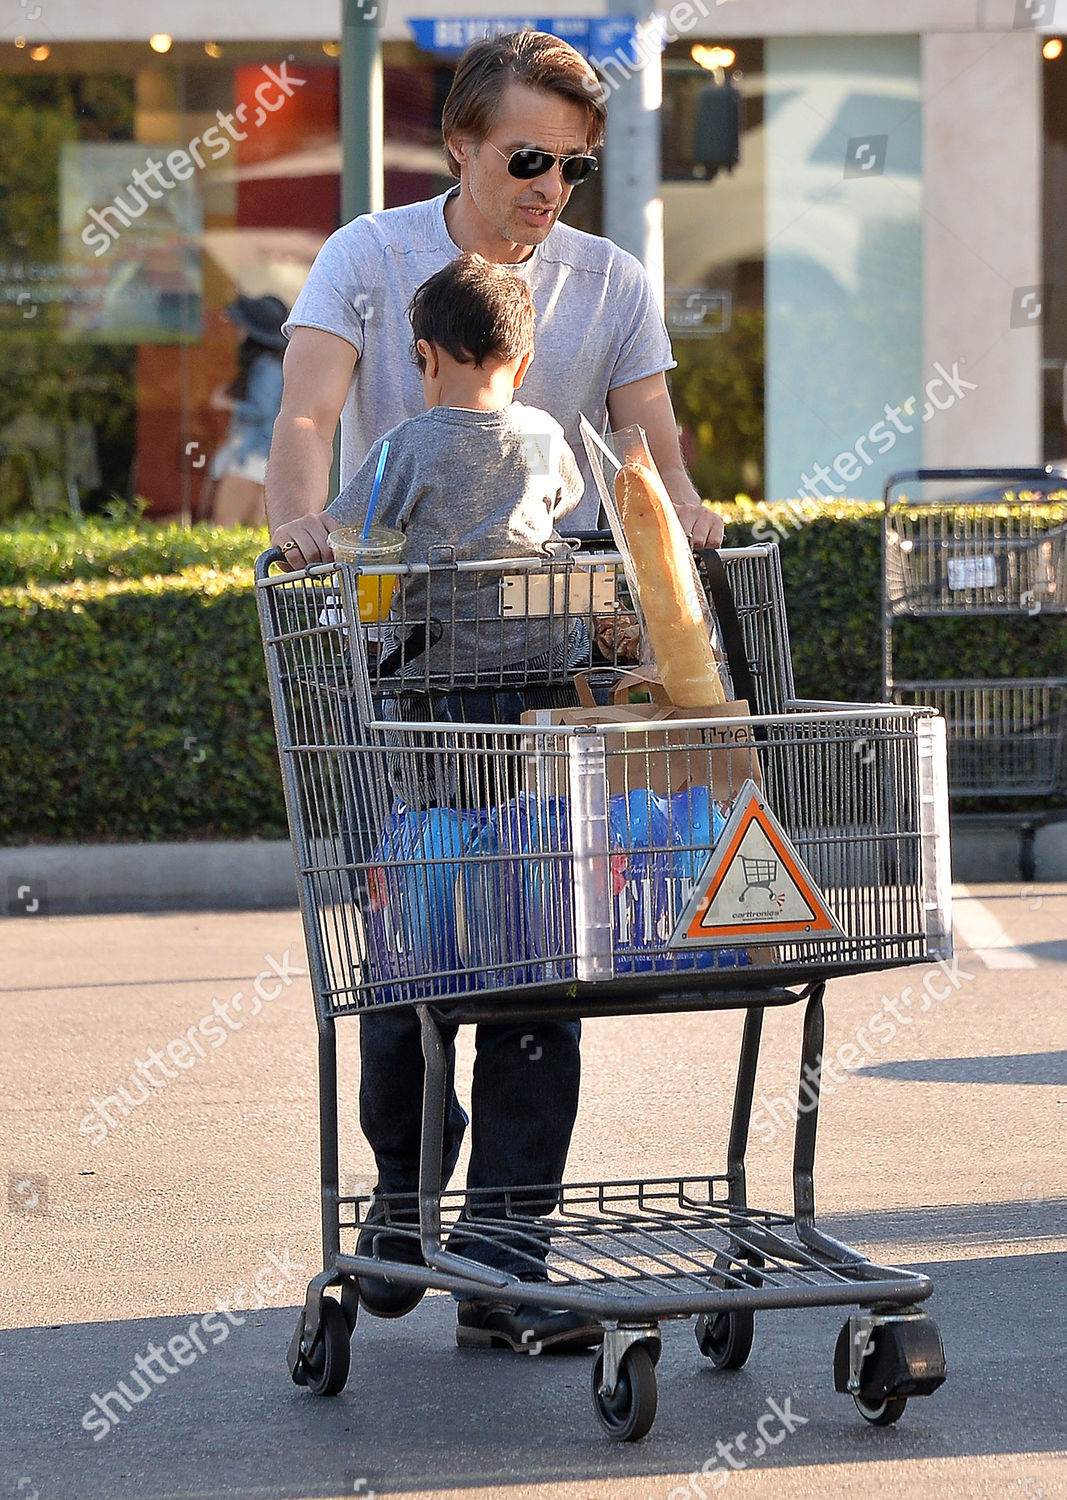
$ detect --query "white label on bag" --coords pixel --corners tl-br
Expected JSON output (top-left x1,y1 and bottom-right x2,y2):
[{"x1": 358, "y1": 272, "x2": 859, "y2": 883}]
[{"x1": 318, "y1": 594, "x2": 344, "y2": 627}]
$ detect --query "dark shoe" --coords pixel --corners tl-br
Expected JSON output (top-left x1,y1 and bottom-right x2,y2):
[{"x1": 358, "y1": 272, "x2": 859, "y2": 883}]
[
  {"x1": 456, "y1": 1299, "x2": 602, "y2": 1354},
  {"x1": 355, "y1": 1199, "x2": 425, "y2": 1318}
]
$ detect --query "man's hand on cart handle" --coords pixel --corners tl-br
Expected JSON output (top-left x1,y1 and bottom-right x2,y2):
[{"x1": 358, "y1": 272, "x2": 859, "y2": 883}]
[
  {"x1": 271, "y1": 512, "x2": 335, "y2": 570},
  {"x1": 675, "y1": 498, "x2": 726, "y2": 550}
]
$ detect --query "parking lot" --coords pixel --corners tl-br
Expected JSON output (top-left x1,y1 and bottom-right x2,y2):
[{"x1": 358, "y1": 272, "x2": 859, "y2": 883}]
[{"x1": 2, "y1": 884, "x2": 1064, "y2": 1499}]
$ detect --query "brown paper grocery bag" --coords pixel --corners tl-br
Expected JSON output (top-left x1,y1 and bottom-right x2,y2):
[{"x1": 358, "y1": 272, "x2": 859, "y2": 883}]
[{"x1": 521, "y1": 668, "x2": 760, "y2": 800}]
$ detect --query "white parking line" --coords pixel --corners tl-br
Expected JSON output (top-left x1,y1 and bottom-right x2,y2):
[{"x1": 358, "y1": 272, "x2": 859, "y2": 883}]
[{"x1": 951, "y1": 886, "x2": 1037, "y2": 970}]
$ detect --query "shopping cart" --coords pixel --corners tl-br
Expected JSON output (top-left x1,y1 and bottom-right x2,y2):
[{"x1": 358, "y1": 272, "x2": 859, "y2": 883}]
[
  {"x1": 882, "y1": 466, "x2": 1067, "y2": 796},
  {"x1": 255, "y1": 533, "x2": 951, "y2": 1442},
  {"x1": 737, "y1": 856, "x2": 778, "y2": 904}
]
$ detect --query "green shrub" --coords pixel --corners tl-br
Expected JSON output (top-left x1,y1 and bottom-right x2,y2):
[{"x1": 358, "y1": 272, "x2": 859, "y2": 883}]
[
  {"x1": 668, "y1": 310, "x2": 765, "y2": 501},
  {"x1": 0, "y1": 565, "x2": 285, "y2": 843},
  {"x1": 0, "y1": 518, "x2": 266, "y2": 587},
  {"x1": 720, "y1": 501, "x2": 885, "y2": 700},
  {"x1": 718, "y1": 500, "x2": 1067, "y2": 702}
]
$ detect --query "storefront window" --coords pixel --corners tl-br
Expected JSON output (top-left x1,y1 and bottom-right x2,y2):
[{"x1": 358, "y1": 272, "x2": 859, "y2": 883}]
[
  {"x1": 0, "y1": 38, "x2": 464, "y2": 523},
  {"x1": 662, "y1": 40, "x2": 764, "y2": 503},
  {"x1": 660, "y1": 35, "x2": 923, "y2": 504}
]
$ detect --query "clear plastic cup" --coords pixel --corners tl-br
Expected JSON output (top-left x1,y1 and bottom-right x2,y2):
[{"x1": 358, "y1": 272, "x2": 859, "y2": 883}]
[{"x1": 328, "y1": 524, "x2": 405, "y2": 622}]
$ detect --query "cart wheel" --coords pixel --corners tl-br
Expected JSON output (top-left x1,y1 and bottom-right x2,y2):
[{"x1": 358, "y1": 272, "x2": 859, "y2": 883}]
[
  {"x1": 696, "y1": 1308, "x2": 754, "y2": 1370},
  {"x1": 853, "y1": 1392, "x2": 907, "y2": 1426},
  {"x1": 304, "y1": 1297, "x2": 351, "y2": 1398},
  {"x1": 591, "y1": 1344, "x2": 658, "y2": 1442},
  {"x1": 288, "y1": 1314, "x2": 309, "y2": 1387}
]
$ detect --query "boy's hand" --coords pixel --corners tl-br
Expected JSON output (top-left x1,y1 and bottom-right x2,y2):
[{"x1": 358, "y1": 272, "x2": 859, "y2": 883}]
[{"x1": 271, "y1": 512, "x2": 335, "y2": 570}]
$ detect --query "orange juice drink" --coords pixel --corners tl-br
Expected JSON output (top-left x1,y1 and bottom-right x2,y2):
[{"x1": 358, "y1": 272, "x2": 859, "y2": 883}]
[{"x1": 328, "y1": 525, "x2": 405, "y2": 621}]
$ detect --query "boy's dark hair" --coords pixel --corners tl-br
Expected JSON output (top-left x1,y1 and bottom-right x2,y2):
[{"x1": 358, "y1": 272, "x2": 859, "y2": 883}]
[
  {"x1": 441, "y1": 30, "x2": 607, "y2": 178},
  {"x1": 408, "y1": 253, "x2": 535, "y2": 372}
]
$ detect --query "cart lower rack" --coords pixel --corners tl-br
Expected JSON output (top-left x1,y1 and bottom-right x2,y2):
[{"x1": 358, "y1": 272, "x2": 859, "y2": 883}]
[{"x1": 257, "y1": 541, "x2": 951, "y2": 1441}]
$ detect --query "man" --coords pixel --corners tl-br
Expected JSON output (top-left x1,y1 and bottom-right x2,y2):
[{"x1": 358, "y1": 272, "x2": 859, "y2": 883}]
[{"x1": 267, "y1": 29, "x2": 724, "y2": 1354}]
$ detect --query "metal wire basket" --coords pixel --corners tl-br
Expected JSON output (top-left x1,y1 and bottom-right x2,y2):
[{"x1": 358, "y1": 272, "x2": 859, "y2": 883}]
[
  {"x1": 883, "y1": 468, "x2": 1067, "y2": 798},
  {"x1": 257, "y1": 544, "x2": 951, "y2": 1018}
]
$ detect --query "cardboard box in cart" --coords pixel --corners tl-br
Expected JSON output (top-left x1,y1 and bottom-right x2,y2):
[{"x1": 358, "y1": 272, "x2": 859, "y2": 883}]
[{"x1": 520, "y1": 669, "x2": 761, "y2": 799}]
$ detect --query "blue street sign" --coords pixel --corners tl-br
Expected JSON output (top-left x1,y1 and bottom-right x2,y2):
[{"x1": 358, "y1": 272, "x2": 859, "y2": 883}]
[{"x1": 409, "y1": 16, "x2": 638, "y2": 63}]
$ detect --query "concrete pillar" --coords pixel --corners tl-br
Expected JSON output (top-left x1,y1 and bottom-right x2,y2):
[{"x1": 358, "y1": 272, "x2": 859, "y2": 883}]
[{"x1": 922, "y1": 31, "x2": 1043, "y2": 465}]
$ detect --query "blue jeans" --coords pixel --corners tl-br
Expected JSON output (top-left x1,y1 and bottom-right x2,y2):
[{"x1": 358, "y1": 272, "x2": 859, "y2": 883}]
[{"x1": 359, "y1": 1008, "x2": 581, "y2": 1276}]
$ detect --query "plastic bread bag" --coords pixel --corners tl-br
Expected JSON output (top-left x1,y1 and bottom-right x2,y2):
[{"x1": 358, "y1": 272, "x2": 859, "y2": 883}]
[{"x1": 579, "y1": 415, "x2": 729, "y2": 706}]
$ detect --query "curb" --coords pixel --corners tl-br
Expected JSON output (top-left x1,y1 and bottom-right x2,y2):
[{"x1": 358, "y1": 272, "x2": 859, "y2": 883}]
[
  {"x1": 951, "y1": 817, "x2": 1067, "y2": 884},
  {"x1": 1, "y1": 841, "x2": 297, "y2": 917},
  {"x1": 2, "y1": 820, "x2": 1064, "y2": 918}
]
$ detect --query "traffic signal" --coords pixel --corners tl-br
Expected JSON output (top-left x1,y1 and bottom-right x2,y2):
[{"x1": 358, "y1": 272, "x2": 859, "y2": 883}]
[{"x1": 694, "y1": 80, "x2": 741, "y2": 178}]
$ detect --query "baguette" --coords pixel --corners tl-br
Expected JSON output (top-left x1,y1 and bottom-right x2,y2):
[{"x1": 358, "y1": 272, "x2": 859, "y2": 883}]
[{"x1": 614, "y1": 461, "x2": 726, "y2": 706}]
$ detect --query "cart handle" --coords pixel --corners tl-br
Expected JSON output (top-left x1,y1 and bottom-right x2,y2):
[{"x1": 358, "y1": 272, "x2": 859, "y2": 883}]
[
  {"x1": 255, "y1": 547, "x2": 287, "y2": 581},
  {"x1": 883, "y1": 465, "x2": 1067, "y2": 500}
]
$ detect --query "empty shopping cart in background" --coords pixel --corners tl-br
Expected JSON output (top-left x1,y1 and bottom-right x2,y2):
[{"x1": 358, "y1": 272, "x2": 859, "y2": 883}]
[{"x1": 883, "y1": 467, "x2": 1067, "y2": 798}]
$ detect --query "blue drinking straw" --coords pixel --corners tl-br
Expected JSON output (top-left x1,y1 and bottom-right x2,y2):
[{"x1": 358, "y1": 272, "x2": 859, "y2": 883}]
[{"x1": 360, "y1": 438, "x2": 390, "y2": 541}]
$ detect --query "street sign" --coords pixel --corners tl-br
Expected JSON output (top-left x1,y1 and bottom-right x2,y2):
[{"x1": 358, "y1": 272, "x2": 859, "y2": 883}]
[
  {"x1": 669, "y1": 780, "x2": 845, "y2": 947},
  {"x1": 409, "y1": 17, "x2": 637, "y2": 65}
]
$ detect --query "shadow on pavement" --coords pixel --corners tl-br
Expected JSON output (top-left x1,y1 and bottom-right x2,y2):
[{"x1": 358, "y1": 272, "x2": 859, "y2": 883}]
[
  {"x1": 2, "y1": 1242, "x2": 1063, "y2": 1499},
  {"x1": 855, "y1": 1049, "x2": 1067, "y2": 1085}
]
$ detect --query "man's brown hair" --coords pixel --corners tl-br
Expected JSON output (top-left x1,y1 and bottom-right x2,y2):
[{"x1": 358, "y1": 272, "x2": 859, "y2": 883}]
[
  {"x1": 408, "y1": 252, "x2": 535, "y2": 371},
  {"x1": 441, "y1": 30, "x2": 607, "y2": 178}
]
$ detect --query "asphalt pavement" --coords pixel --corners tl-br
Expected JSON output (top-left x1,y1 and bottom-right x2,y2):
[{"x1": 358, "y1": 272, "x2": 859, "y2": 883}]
[{"x1": 1, "y1": 886, "x2": 1065, "y2": 1500}]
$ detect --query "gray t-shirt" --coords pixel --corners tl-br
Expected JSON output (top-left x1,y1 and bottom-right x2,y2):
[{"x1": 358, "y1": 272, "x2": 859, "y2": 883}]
[
  {"x1": 285, "y1": 189, "x2": 675, "y2": 528},
  {"x1": 326, "y1": 401, "x2": 585, "y2": 680}
]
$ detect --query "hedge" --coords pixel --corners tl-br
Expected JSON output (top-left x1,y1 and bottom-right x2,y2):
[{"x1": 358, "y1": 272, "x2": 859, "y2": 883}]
[
  {"x1": 0, "y1": 564, "x2": 285, "y2": 843},
  {"x1": 0, "y1": 518, "x2": 264, "y2": 587},
  {"x1": 1, "y1": 509, "x2": 1063, "y2": 843}
]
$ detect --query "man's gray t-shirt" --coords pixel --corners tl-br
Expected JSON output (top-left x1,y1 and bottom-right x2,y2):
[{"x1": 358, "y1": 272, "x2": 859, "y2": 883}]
[
  {"x1": 326, "y1": 401, "x2": 584, "y2": 679},
  {"x1": 285, "y1": 189, "x2": 675, "y2": 528}
]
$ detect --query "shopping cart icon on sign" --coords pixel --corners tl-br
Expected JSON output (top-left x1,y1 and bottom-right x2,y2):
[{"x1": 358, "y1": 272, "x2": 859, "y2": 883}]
[{"x1": 738, "y1": 856, "x2": 778, "y2": 904}]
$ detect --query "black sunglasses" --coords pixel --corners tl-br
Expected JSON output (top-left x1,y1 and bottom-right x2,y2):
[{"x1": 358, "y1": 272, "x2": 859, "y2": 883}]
[{"x1": 486, "y1": 142, "x2": 599, "y2": 186}]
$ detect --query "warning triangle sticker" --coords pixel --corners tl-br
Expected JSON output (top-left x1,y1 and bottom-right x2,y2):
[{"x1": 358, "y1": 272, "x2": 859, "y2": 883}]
[{"x1": 669, "y1": 780, "x2": 844, "y2": 947}]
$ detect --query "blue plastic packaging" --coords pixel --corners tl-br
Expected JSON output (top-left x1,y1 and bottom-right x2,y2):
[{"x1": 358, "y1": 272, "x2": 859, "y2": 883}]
[
  {"x1": 364, "y1": 786, "x2": 747, "y2": 999},
  {"x1": 610, "y1": 786, "x2": 747, "y2": 973},
  {"x1": 364, "y1": 803, "x2": 487, "y2": 997}
]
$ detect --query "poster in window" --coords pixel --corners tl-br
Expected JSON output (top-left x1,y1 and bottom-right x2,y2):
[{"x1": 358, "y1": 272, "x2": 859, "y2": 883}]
[{"x1": 60, "y1": 142, "x2": 203, "y2": 343}]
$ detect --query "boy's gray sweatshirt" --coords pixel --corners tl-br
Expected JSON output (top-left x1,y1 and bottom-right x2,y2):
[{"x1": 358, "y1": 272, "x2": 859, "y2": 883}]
[{"x1": 326, "y1": 401, "x2": 586, "y2": 682}]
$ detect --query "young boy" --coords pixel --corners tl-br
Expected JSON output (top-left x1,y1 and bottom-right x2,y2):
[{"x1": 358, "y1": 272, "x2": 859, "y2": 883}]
[
  {"x1": 325, "y1": 254, "x2": 601, "y2": 1353},
  {"x1": 325, "y1": 251, "x2": 585, "y2": 683}
]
